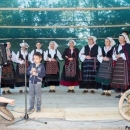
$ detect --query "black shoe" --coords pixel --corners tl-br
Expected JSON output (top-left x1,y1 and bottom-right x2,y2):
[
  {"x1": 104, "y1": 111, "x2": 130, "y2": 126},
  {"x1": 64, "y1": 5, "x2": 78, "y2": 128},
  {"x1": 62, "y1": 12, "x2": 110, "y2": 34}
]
[
  {"x1": 91, "y1": 90, "x2": 95, "y2": 94},
  {"x1": 49, "y1": 90, "x2": 53, "y2": 93},
  {"x1": 19, "y1": 90, "x2": 23, "y2": 94},
  {"x1": 71, "y1": 90, "x2": 75, "y2": 93},
  {"x1": 106, "y1": 93, "x2": 111, "y2": 96},
  {"x1": 2, "y1": 91, "x2": 6, "y2": 95},
  {"x1": 115, "y1": 95, "x2": 121, "y2": 98},
  {"x1": 82, "y1": 90, "x2": 88, "y2": 94},
  {"x1": 101, "y1": 92, "x2": 105, "y2": 95},
  {"x1": 7, "y1": 90, "x2": 12, "y2": 94},
  {"x1": 67, "y1": 89, "x2": 71, "y2": 93},
  {"x1": 53, "y1": 90, "x2": 56, "y2": 93}
]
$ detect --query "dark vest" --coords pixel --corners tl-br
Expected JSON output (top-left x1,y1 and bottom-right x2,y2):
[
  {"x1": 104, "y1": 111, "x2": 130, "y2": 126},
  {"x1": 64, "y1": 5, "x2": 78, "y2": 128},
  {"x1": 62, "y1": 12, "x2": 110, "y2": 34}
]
[
  {"x1": 19, "y1": 50, "x2": 28, "y2": 60},
  {"x1": 85, "y1": 44, "x2": 98, "y2": 57},
  {"x1": 47, "y1": 49, "x2": 57, "y2": 59},
  {"x1": 102, "y1": 47, "x2": 114, "y2": 58},
  {"x1": 115, "y1": 44, "x2": 124, "y2": 54}
]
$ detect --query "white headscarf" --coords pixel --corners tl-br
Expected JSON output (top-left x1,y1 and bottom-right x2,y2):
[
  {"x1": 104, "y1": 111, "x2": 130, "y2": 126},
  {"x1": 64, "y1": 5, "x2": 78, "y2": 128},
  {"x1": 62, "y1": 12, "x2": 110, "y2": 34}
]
[
  {"x1": 48, "y1": 41, "x2": 58, "y2": 49},
  {"x1": 67, "y1": 40, "x2": 76, "y2": 46},
  {"x1": 20, "y1": 41, "x2": 29, "y2": 48},
  {"x1": 88, "y1": 36, "x2": 97, "y2": 44},
  {"x1": 120, "y1": 33, "x2": 130, "y2": 44},
  {"x1": 107, "y1": 37, "x2": 116, "y2": 47}
]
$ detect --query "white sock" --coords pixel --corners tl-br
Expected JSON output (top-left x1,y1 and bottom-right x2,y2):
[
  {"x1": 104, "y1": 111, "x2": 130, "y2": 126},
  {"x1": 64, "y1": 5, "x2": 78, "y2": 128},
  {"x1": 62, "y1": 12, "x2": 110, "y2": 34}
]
[
  {"x1": 19, "y1": 87, "x2": 23, "y2": 91},
  {"x1": 3, "y1": 88, "x2": 6, "y2": 92},
  {"x1": 104, "y1": 90, "x2": 107, "y2": 93},
  {"x1": 69, "y1": 86, "x2": 72, "y2": 90},
  {"x1": 71, "y1": 86, "x2": 74, "y2": 90},
  {"x1": 6, "y1": 87, "x2": 10, "y2": 91},
  {"x1": 107, "y1": 90, "x2": 111, "y2": 94},
  {"x1": 53, "y1": 86, "x2": 55, "y2": 90},
  {"x1": 50, "y1": 86, "x2": 53, "y2": 90}
]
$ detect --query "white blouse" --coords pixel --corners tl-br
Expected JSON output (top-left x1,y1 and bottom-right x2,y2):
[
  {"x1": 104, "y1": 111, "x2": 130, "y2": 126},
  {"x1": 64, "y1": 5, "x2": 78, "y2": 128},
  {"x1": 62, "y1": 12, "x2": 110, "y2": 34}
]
[
  {"x1": 79, "y1": 45, "x2": 101, "y2": 62},
  {"x1": 6, "y1": 48, "x2": 17, "y2": 63},
  {"x1": 16, "y1": 50, "x2": 28, "y2": 64},
  {"x1": 112, "y1": 44, "x2": 126, "y2": 61},
  {"x1": 29, "y1": 49, "x2": 44, "y2": 63},
  {"x1": 44, "y1": 49, "x2": 63, "y2": 61}
]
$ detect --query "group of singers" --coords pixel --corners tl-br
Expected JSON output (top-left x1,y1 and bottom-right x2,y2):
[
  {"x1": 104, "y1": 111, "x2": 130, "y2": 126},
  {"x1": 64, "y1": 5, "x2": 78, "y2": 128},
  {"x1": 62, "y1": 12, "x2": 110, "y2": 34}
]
[{"x1": 1, "y1": 31, "x2": 130, "y2": 99}]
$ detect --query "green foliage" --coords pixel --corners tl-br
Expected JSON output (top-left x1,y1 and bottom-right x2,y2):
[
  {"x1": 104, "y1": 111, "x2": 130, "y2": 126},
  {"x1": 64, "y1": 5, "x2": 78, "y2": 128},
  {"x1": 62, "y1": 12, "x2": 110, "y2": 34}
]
[{"x1": 0, "y1": 0, "x2": 130, "y2": 52}]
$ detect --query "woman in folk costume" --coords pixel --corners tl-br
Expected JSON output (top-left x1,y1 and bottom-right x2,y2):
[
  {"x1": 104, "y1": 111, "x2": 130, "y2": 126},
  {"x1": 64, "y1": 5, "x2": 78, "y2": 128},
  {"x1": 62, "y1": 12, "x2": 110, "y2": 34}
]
[
  {"x1": 15, "y1": 41, "x2": 29, "y2": 94},
  {"x1": 96, "y1": 37, "x2": 116, "y2": 96},
  {"x1": 1, "y1": 42, "x2": 16, "y2": 95},
  {"x1": 111, "y1": 33, "x2": 130, "y2": 98},
  {"x1": 44, "y1": 41, "x2": 63, "y2": 93},
  {"x1": 29, "y1": 41, "x2": 44, "y2": 64},
  {"x1": 79, "y1": 36, "x2": 101, "y2": 94},
  {"x1": 60, "y1": 40, "x2": 80, "y2": 93}
]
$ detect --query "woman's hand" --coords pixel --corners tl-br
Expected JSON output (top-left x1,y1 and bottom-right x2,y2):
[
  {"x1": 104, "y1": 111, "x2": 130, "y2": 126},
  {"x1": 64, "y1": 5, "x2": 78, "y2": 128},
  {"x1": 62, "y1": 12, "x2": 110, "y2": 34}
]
[
  {"x1": 22, "y1": 61, "x2": 26, "y2": 64},
  {"x1": 68, "y1": 58, "x2": 73, "y2": 61},
  {"x1": 86, "y1": 55, "x2": 91, "y2": 59},
  {"x1": 103, "y1": 57, "x2": 109, "y2": 61},
  {"x1": 65, "y1": 56, "x2": 68, "y2": 59},
  {"x1": 51, "y1": 58, "x2": 56, "y2": 61},
  {"x1": 115, "y1": 54, "x2": 120, "y2": 59}
]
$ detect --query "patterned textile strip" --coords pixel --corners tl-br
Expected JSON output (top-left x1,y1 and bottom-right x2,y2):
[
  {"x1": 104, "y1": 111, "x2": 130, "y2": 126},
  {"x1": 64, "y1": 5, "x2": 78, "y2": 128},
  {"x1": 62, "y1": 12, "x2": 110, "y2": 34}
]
[
  {"x1": 46, "y1": 61, "x2": 59, "y2": 74},
  {"x1": 91, "y1": 57, "x2": 97, "y2": 71},
  {"x1": 65, "y1": 58, "x2": 76, "y2": 77},
  {"x1": 2, "y1": 62, "x2": 15, "y2": 80},
  {"x1": 124, "y1": 60, "x2": 129, "y2": 85},
  {"x1": 111, "y1": 58, "x2": 126, "y2": 85},
  {"x1": 18, "y1": 61, "x2": 29, "y2": 75}
]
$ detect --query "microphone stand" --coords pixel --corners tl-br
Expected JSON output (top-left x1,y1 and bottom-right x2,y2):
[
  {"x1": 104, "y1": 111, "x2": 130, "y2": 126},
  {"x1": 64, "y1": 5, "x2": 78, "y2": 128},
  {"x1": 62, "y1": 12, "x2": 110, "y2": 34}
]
[{"x1": 7, "y1": 40, "x2": 47, "y2": 126}]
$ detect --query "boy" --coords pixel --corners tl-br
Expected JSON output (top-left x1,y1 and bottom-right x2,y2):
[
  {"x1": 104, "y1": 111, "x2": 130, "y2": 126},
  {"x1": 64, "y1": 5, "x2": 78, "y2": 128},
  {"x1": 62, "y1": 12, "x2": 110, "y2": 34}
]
[{"x1": 27, "y1": 52, "x2": 45, "y2": 113}]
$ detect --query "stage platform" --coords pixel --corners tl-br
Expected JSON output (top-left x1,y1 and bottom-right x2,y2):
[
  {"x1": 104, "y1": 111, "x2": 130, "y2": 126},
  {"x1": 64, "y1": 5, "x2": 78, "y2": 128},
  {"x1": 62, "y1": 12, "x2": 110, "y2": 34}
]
[{"x1": 0, "y1": 86, "x2": 129, "y2": 130}]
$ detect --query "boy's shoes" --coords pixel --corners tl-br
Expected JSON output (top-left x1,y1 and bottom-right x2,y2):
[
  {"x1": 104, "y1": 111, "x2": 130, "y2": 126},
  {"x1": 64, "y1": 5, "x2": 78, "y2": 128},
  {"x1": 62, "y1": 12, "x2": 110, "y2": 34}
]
[
  {"x1": 2, "y1": 91, "x2": 6, "y2": 95},
  {"x1": 28, "y1": 108, "x2": 35, "y2": 114},
  {"x1": 36, "y1": 108, "x2": 41, "y2": 112},
  {"x1": 19, "y1": 90, "x2": 23, "y2": 94},
  {"x1": 7, "y1": 90, "x2": 12, "y2": 94}
]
